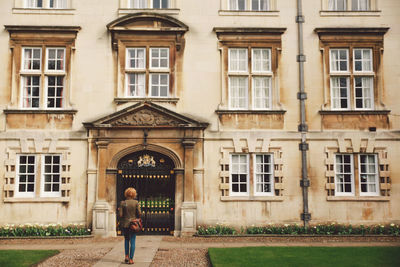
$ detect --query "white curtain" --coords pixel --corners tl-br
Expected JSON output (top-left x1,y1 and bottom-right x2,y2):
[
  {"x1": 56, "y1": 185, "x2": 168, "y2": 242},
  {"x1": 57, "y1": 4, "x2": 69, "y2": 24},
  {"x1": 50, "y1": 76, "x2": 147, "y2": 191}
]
[
  {"x1": 52, "y1": 0, "x2": 67, "y2": 9},
  {"x1": 229, "y1": 49, "x2": 247, "y2": 72},
  {"x1": 230, "y1": 0, "x2": 246, "y2": 10},
  {"x1": 363, "y1": 50, "x2": 372, "y2": 71},
  {"x1": 329, "y1": 0, "x2": 346, "y2": 10},
  {"x1": 25, "y1": 0, "x2": 36, "y2": 8},
  {"x1": 131, "y1": 0, "x2": 147, "y2": 8},
  {"x1": 330, "y1": 50, "x2": 338, "y2": 71},
  {"x1": 328, "y1": 0, "x2": 335, "y2": 10},
  {"x1": 137, "y1": 49, "x2": 145, "y2": 68}
]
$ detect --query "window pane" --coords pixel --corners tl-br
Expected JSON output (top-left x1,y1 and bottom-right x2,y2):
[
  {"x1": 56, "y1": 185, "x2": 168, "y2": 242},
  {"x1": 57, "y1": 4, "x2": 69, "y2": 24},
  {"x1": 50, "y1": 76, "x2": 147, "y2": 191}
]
[
  {"x1": 255, "y1": 154, "x2": 273, "y2": 194},
  {"x1": 43, "y1": 155, "x2": 61, "y2": 193},
  {"x1": 331, "y1": 77, "x2": 349, "y2": 109},
  {"x1": 127, "y1": 48, "x2": 146, "y2": 69},
  {"x1": 335, "y1": 154, "x2": 353, "y2": 195},
  {"x1": 359, "y1": 154, "x2": 378, "y2": 195},
  {"x1": 127, "y1": 73, "x2": 145, "y2": 97},
  {"x1": 330, "y1": 49, "x2": 348, "y2": 72},
  {"x1": 354, "y1": 49, "x2": 372, "y2": 72},
  {"x1": 253, "y1": 77, "x2": 271, "y2": 109},
  {"x1": 229, "y1": 77, "x2": 248, "y2": 109},
  {"x1": 252, "y1": 0, "x2": 269, "y2": 11},
  {"x1": 150, "y1": 48, "x2": 169, "y2": 69},
  {"x1": 354, "y1": 77, "x2": 373, "y2": 109},
  {"x1": 230, "y1": 154, "x2": 248, "y2": 195},
  {"x1": 47, "y1": 76, "x2": 64, "y2": 108},
  {"x1": 23, "y1": 48, "x2": 41, "y2": 70},
  {"x1": 229, "y1": 49, "x2": 247, "y2": 72},
  {"x1": 47, "y1": 48, "x2": 65, "y2": 71},
  {"x1": 252, "y1": 49, "x2": 270, "y2": 72}
]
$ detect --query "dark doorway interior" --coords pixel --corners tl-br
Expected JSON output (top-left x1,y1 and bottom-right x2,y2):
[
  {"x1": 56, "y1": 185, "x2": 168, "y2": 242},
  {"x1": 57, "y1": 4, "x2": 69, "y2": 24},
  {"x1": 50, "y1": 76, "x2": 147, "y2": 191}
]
[{"x1": 117, "y1": 150, "x2": 175, "y2": 235}]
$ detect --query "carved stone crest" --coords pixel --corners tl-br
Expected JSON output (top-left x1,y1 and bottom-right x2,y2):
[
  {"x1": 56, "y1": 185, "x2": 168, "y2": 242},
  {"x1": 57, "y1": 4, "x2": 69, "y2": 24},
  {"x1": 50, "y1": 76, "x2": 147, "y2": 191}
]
[
  {"x1": 111, "y1": 109, "x2": 181, "y2": 127},
  {"x1": 137, "y1": 154, "x2": 156, "y2": 167}
]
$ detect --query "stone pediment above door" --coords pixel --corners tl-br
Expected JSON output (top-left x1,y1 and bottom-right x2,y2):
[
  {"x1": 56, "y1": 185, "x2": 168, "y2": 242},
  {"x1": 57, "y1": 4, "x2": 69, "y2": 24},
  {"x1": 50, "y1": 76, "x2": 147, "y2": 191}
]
[{"x1": 83, "y1": 102, "x2": 208, "y2": 129}]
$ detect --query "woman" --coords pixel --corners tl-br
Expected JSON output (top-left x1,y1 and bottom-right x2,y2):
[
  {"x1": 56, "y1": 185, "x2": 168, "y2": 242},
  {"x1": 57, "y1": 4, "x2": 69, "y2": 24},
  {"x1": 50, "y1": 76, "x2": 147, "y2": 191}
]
[{"x1": 119, "y1": 187, "x2": 141, "y2": 265}]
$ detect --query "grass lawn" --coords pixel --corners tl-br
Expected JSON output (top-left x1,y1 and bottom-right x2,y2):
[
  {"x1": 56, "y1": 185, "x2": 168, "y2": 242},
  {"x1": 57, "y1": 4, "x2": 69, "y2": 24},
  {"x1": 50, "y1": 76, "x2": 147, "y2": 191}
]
[
  {"x1": 0, "y1": 250, "x2": 59, "y2": 267},
  {"x1": 208, "y1": 246, "x2": 400, "y2": 267}
]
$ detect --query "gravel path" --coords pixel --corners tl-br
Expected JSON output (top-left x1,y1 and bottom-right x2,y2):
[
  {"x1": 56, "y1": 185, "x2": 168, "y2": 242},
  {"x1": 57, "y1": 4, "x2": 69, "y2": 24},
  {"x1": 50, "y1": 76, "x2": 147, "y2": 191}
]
[
  {"x1": 37, "y1": 248, "x2": 111, "y2": 267},
  {"x1": 151, "y1": 248, "x2": 211, "y2": 267}
]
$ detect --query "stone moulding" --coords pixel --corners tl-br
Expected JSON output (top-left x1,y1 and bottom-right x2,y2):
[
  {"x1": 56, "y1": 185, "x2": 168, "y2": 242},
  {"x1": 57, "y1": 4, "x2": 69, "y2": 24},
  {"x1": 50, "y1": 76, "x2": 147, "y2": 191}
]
[{"x1": 83, "y1": 102, "x2": 208, "y2": 129}]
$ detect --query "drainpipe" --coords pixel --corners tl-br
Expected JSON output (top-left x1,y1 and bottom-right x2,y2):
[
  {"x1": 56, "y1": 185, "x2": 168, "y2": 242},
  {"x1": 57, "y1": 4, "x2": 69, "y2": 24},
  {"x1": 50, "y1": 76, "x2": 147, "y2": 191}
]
[{"x1": 296, "y1": 0, "x2": 311, "y2": 227}]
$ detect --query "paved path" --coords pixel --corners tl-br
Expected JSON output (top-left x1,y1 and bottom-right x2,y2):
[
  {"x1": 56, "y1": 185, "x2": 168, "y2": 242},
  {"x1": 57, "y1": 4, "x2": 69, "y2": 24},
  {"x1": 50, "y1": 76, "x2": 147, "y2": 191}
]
[{"x1": 93, "y1": 236, "x2": 162, "y2": 267}]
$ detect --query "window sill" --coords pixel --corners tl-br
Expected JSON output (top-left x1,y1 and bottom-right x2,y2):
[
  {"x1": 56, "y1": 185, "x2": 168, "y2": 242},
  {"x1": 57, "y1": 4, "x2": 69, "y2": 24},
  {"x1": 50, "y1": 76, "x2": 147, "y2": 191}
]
[
  {"x1": 216, "y1": 109, "x2": 286, "y2": 115},
  {"x1": 219, "y1": 10, "x2": 279, "y2": 16},
  {"x1": 3, "y1": 109, "x2": 78, "y2": 115},
  {"x1": 118, "y1": 8, "x2": 180, "y2": 16},
  {"x1": 12, "y1": 8, "x2": 75, "y2": 15},
  {"x1": 319, "y1": 110, "x2": 390, "y2": 115},
  {"x1": 320, "y1": 10, "x2": 381, "y2": 17},
  {"x1": 4, "y1": 197, "x2": 69, "y2": 203},
  {"x1": 115, "y1": 97, "x2": 179, "y2": 105},
  {"x1": 327, "y1": 196, "x2": 390, "y2": 202},
  {"x1": 221, "y1": 196, "x2": 283, "y2": 202}
]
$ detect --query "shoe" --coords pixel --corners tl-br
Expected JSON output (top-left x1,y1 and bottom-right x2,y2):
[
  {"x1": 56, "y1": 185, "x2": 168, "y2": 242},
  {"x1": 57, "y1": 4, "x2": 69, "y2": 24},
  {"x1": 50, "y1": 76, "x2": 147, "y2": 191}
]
[
  {"x1": 129, "y1": 259, "x2": 134, "y2": 264},
  {"x1": 125, "y1": 255, "x2": 129, "y2": 263}
]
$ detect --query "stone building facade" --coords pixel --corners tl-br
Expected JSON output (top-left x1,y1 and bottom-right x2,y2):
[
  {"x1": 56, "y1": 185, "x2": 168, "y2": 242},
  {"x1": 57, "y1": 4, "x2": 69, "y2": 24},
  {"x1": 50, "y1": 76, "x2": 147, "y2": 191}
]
[{"x1": 0, "y1": 0, "x2": 399, "y2": 236}]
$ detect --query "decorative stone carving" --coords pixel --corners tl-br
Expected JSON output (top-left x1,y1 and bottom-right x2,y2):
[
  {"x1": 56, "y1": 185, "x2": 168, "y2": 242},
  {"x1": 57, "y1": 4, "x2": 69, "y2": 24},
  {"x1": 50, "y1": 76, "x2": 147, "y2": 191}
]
[{"x1": 111, "y1": 110, "x2": 181, "y2": 127}]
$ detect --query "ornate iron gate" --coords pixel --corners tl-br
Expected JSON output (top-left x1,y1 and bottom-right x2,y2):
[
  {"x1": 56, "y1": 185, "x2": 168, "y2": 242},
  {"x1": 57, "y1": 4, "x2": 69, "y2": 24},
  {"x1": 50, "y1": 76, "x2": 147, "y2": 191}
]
[{"x1": 117, "y1": 150, "x2": 175, "y2": 235}]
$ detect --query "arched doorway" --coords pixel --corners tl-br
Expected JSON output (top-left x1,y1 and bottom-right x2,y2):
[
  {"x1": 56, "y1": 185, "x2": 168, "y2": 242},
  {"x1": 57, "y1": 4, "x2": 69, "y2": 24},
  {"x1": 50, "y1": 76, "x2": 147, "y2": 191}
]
[{"x1": 116, "y1": 150, "x2": 175, "y2": 235}]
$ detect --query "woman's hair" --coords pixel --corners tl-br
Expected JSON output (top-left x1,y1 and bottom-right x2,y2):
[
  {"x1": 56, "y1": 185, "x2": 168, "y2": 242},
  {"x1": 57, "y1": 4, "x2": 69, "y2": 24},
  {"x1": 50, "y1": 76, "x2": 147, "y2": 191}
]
[{"x1": 124, "y1": 187, "x2": 137, "y2": 199}]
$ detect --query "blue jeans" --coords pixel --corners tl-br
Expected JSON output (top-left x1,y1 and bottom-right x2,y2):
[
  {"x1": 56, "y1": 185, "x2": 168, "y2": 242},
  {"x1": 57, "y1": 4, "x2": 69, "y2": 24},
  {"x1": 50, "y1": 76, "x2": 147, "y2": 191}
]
[{"x1": 124, "y1": 229, "x2": 136, "y2": 259}]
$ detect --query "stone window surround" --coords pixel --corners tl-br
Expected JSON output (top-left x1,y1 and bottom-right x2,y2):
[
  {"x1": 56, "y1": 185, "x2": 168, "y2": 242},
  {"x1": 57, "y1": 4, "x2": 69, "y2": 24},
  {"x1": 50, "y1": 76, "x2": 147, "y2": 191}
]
[
  {"x1": 214, "y1": 27, "x2": 286, "y2": 113},
  {"x1": 107, "y1": 13, "x2": 188, "y2": 105},
  {"x1": 316, "y1": 28, "x2": 389, "y2": 112},
  {"x1": 324, "y1": 137, "x2": 390, "y2": 202},
  {"x1": 3, "y1": 138, "x2": 72, "y2": 203},
  {"x1": 4, "y1": 25, "x2": 80, "y2": 113},
  {"x1": 219, "y1": 137, "x2": 284, "y2": 202}
]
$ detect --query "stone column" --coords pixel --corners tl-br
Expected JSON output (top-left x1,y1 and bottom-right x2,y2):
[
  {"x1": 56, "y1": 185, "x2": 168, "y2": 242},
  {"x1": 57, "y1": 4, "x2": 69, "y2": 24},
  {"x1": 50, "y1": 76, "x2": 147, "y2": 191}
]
[
  {"x1": 174, "y1": 168, "x2": 184, "y2": 236},
  {"x1": 181, "y1": 139, "x2": 197, "y2": 236},
  {"x1": 92, "y1": 140, "x2": 111, "y2": 237}
]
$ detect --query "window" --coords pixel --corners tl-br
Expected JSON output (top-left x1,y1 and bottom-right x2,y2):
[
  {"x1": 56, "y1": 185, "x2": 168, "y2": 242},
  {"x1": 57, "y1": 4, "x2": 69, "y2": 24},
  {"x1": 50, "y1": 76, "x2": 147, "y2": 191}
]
[
  {"x1": 359, "y1": 154, "x2": 379, "y2": 196},
  {"x1": 15, "y1": 154, "x2": 61, "y2": 198},
  {"x1": 230, "y1": 154, "x2": 249, "y2": 196},
  {"x1": 16, "y1": 155, "x2": 36, "y2": 198},
  {"x1": 334, "y1": 154, "x2": 354, "y2": 196},
  {"x1": 228, "y1": 48, "x2": 272, "y2": 109},
  {"x1": 129, "y1": 0, "x2": 169, "y2": 8},
  {"x1": 21, "y1": 47, "x2": 66, "y2": 109},
  {"x1": 125, "y1": 47, "x2": 170, "y2": 98},
  {"x1": 25, "y1": 0, "x2": 67, "y2": 8},
  {"x1": 230, "y1": 154, "x2": 274, "y2": 196},
  {"x1": 41, "y1": 155, "x2": 61, "y2": 197},
  {"x1": 229, "y1": 0, "x2": 270, "y2": 11},
  {"x1": 328, "y1": 0, "x2": 370, "y2": 11},
  {"x1": 334, "y1": 154, "x2": 379, "y2": 197},
  {"x1": 254, "y1": 154, "x2": 274, "y2": 196},
  {"x1": 329, "y1": 48, "x2": 374, "y2": 110}
]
